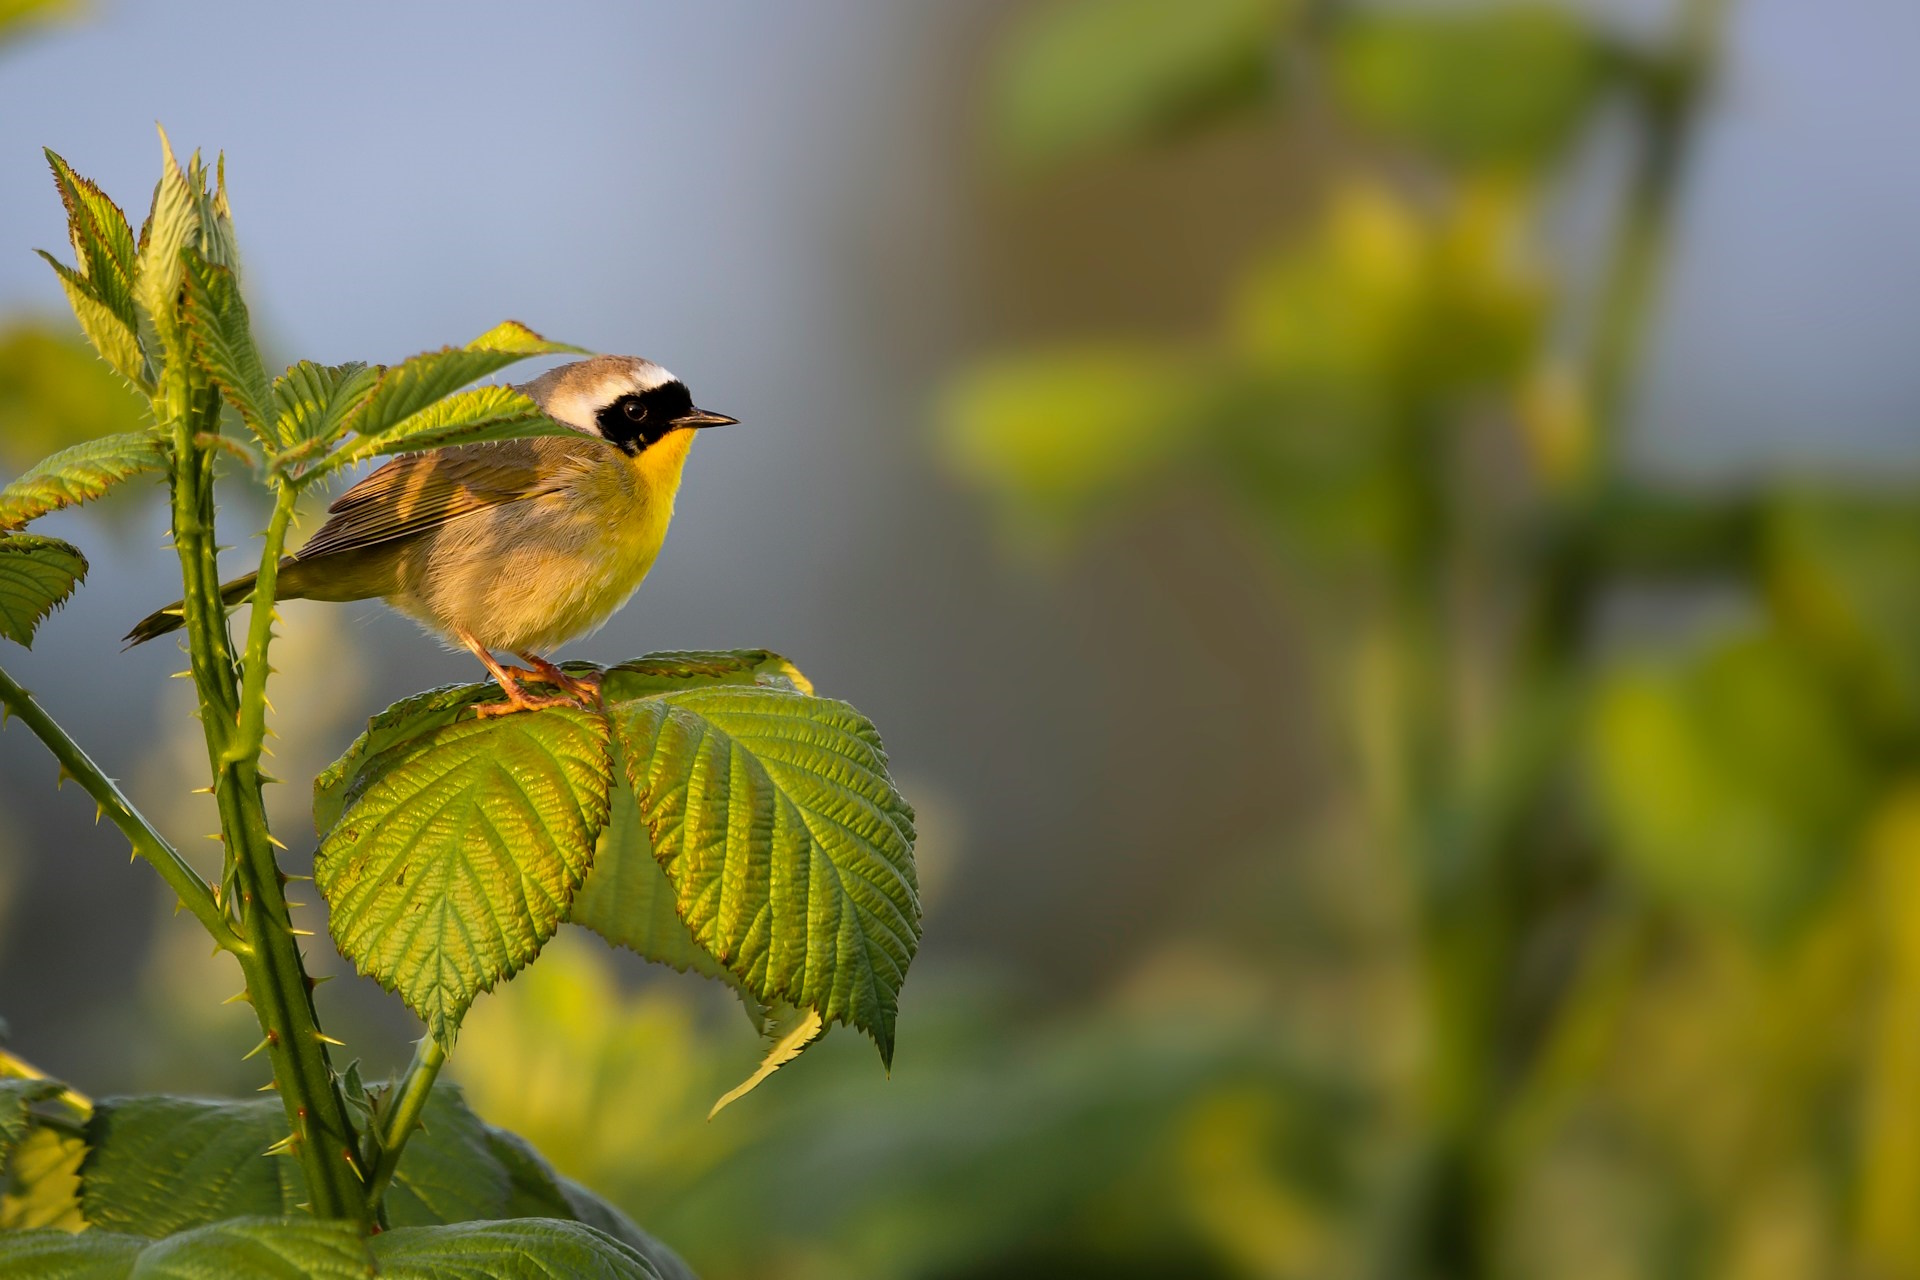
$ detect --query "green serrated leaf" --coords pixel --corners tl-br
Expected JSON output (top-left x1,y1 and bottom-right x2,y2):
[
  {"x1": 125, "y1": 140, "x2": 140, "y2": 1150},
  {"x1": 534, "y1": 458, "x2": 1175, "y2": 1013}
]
[
  {"x1": 313, "y1": 681, "x2": 509, "y2": 837},
  {"x1": 994, "y1": 0, "x2": 1293, "y2": 167},
  {"x1": 495, "y1": 1153, "x2": 695, "y2": 1280},
  {"x1": 317, "y1": 709, "x2": 613, "y2": 1046},
  {"x1": 182, "y1": 252, "x2": 274, "y2": 445},
  {"x1": 0, "y1": 534, "x2": 87, "y2": 647},
  {"x1": 610, "y1": 686, "x2": 920, "y2": 1065},
  {"x1": 0, "y1": 1225, "x2": 136, "y2": 1278},
  {"x1": 0, "y1": 1126, "x2": 85, "y2": 1230},
  {"x1": 575, "y1": 649, "x2": 819, "y2": 1007},
  {"x1": 189, "y1": 151, "x2": 238, "y2": 271},
  {"x1": 314, "y1": 653, "x2": 812, "y2": 837},
  {"x1": 336, "y1": 322, "x2": 587, "y2": 453},
  {"x1": 331, "y1": 384, "x2": 578, "y2": 469},
  {"x1": 0, "y1": 1217, "x2": 374, "y2": 1280},
  {"x1": 132, "y1": 130, "x2": 201, "y2": 360},
  {"x1": 380, "y1": 1087, "x2": 512, "y2": 1228},
  {"x1": 44, "y1": 150, "x2": 138, "y2": 333},
  {"x1": 75, "y1": 1089, "x2": 516, "y2": 1235},
  {"x1": 603, "y1": 649, "x2": 814, "y2": 699},
  {"x1": 390, "y1": 1089, "x2": 691, "y2": 1274},
  {"x1": 78, "y1": 1096, "x2": 302, "y2": 1236},
  {"x1": 34, "y1": 251, "x2": 147, "y2": 389},
  {"x1": 271, "y1": 360, "x2": 379, "y2": 453},
  {"x1": 466, "y1": 320, "x2": 592, "y2": 357},
  {"x1": 372, "y1": 1218, "x2": 663, "y2": 1280},
  {"x1": 62, "y1": 1086, "x2": 682, "y2": 1271},
  {"x1": 0, "y1": 433, "x2": 167, "y2": 531},
  {"x1": 340, "y1": 1061, "x2": 376, "y2": 1126},
  {"x1": 400, "y1": 1090, "x2": 685, "y2": 1269},
  {"x1": 573, "y1": 773, "x2": 744, "y2": 990}
]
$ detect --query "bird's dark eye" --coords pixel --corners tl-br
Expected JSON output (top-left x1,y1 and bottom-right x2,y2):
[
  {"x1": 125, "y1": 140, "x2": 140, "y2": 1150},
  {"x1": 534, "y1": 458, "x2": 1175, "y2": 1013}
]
[{"x1": 621, "y1": 397, "x2": 648, "y2": 421}]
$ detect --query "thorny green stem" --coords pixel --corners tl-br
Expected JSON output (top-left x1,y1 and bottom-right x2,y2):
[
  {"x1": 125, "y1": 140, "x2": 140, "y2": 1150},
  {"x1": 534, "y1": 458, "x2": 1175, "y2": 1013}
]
[
  {"x1": 365, "y1": 1037, "x2": 448, "y2": 1212},
  {"x1": 234, "y1": 482, "x2": 296, "y2": 760},
  {"x1": 164, "y1": 362, "x2": 370, "y2": 1228},
  {"x1": 0, "y1": 664, "x2": 240, "y2": 953}
]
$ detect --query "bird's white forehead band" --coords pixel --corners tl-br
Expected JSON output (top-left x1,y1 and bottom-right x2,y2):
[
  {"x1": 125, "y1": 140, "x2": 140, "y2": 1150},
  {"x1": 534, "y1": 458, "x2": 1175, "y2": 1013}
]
[{"x1": 524, "y1": 357, "x2": 679, "y2": 432}]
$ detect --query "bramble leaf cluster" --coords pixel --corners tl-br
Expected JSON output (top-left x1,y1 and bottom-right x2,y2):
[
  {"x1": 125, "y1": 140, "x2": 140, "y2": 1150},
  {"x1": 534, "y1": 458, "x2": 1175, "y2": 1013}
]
[{"x1": 0, "y1": 132, "x2": 918, "y2": 1274}]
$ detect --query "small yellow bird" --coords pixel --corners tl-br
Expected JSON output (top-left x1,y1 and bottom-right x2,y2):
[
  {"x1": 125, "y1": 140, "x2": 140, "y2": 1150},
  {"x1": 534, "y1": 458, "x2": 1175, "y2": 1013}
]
[{"x1": 127, "y1": 355, "x2": 734, "y2": 715}]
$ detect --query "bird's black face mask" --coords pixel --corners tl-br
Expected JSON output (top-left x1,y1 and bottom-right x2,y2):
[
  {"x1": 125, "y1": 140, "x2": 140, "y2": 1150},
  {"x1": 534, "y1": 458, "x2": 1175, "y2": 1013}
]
[{"x1": 595, "y1": 381, "x2": 735, "y2": 456}]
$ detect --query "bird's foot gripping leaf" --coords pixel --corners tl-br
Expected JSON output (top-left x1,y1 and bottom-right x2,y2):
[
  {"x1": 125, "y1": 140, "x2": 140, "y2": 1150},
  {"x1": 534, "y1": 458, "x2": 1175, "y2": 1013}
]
[
  {"x1": 515, "y1": 651, "x2": 605, "y2": 705},
  {"x1": 475, "y1": 671, "x2": 596, "y2": 718},
  {"x1": 453, "y1": 631, "x2": 603, "y2": 717}
]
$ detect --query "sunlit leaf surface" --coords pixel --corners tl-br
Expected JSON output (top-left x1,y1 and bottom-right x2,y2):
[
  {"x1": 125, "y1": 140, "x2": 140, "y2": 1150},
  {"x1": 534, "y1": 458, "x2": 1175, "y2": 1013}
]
[
  {"x1": 316, "y1": 708, "x2": 611, "y2": 1047},
  {"x1": 0, "y1": 434, "x2": 166, "y2": 531},
  {"x1": 611, "y1": 686, "x2": 920, "y2": 1065},
  {"x1": 0, "y1": 534, "x2": 87, "y2": 647}
]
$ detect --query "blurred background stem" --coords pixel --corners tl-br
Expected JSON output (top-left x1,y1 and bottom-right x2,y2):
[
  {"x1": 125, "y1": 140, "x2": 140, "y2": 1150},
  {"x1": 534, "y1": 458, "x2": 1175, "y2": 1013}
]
[{"x1": 1393, "y1": 2, "x2": 1728, "y2": 1272}]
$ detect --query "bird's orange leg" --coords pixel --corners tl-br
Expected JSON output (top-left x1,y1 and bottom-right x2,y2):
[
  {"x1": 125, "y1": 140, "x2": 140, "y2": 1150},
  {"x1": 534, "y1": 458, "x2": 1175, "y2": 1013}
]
[
  {"x1": 514, "y1": 651, "x2": 603, "y2": 707},
  {"x1": 455, "y1": 630, "x2": 578, "y2": 718}
]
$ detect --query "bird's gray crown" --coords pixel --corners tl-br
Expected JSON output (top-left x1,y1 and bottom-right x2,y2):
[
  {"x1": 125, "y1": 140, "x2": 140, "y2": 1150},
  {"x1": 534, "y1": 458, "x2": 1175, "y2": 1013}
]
[{"x1": 517, "y1": 355, "x2": 679, "y2": 434}]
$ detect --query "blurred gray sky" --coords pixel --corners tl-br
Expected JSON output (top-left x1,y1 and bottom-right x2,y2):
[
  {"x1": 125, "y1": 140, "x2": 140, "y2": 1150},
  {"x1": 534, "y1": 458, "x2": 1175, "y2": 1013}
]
[{"x1": 1, "y1": 0, "x2": 1917, "y2": 1084}]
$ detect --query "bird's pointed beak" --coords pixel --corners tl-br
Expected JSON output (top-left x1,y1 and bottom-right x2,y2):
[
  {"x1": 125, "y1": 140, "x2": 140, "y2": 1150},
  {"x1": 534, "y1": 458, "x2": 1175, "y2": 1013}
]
[{"x1": 673, "y1": 408, "x2": 737, "y2": 428}]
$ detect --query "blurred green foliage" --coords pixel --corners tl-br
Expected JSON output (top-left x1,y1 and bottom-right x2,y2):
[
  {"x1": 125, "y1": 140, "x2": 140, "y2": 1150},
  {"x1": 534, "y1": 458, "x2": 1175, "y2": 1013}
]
[
  {"x1": 1331, "y1": 3, "x2": 1608, "y2": 169},
  {"x1": 1587, "y1": 632, "x2": 1867, "y2": 937},
  {"x1": 942, "y1": 344, "x2": 1210, "y2": 545},
  {"x1": 453, "y1": 935, "x2": 1359, "y2": 1280},
  {"x1": 992, "y1": 0, "x2": 1295, "y2": 168},
  {"x1": 0, "y1": 323, "x2": 148, "y2": 474},
  {"x1": 10, "y1": 0, "x2": 1915, "y2": 1275},
  {"x1": 933, "y1": 0, "x2": 1920, "y2": 1277},
  {"x1": 0, "y1": 0, "x2": 70, "y2": 51}
]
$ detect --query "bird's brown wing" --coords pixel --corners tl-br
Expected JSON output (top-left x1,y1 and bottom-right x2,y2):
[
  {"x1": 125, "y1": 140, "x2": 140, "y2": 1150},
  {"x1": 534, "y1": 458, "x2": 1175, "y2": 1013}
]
[{"x1": 292, "y1": 441, "x2": 563, "y2": 562}]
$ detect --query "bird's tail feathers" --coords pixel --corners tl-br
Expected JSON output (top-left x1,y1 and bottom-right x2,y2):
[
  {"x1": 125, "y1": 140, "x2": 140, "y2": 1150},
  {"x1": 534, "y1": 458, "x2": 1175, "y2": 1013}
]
[{"x1": 123, "y1": 572, "x2": 260, "y2": 648}]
